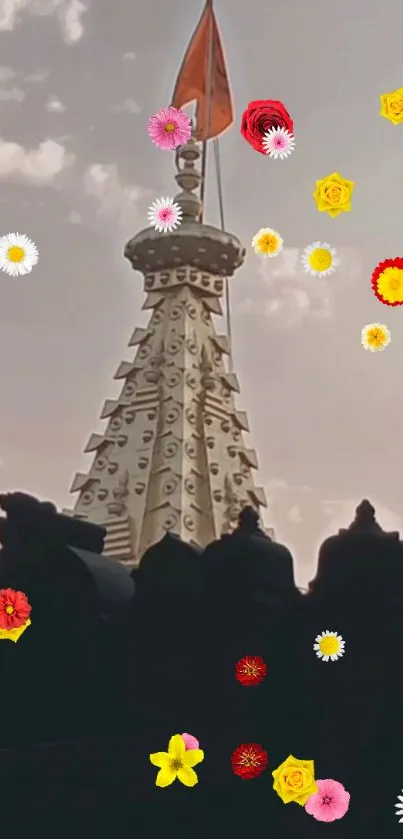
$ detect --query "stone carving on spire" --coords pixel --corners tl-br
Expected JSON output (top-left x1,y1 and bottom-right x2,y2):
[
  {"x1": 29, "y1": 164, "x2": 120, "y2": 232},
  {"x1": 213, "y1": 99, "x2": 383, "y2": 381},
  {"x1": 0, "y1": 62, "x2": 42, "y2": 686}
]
[{"x1": 67, "y1": 134, "x2": 272, "y2": 567}]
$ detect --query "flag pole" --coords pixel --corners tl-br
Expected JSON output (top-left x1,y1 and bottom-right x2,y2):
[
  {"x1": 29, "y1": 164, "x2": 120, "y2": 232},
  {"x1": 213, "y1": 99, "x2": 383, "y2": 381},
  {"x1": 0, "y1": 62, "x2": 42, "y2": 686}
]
[{"x1": 199, "y1": 0, "x2": 214, "y2": 223}]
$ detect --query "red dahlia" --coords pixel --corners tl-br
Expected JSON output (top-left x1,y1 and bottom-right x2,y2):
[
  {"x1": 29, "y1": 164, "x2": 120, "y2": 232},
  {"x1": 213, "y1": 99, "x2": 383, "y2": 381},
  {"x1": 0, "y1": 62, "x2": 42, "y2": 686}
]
[
  {"x1": 235, "y1": 655, "x2": 267, "y2": 686},
  {"x1": 231, "y1": 743, "x2": 268, "y2": 779},
  {"x1": 0, "y1": 588, "x2": 31, "y2": 630}
]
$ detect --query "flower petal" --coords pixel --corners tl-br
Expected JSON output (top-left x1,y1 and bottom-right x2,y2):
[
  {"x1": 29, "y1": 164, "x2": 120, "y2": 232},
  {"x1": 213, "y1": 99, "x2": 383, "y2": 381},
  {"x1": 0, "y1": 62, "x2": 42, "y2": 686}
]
[
  {"x1": 168, "y1": 734, "x2": 186, "y2": 761},
  {"x1": 177, "y1": 766, "x2": 198, "y2": 787},
  {"x1": 155, "y1": 766, "x2": 176, "y2": 787},
  {"x1": 150, "y1": 751, "x2": 170, "y2": 768},
  {"x1": 184, "y1": 749, "x2": 204, "y2": 768}
]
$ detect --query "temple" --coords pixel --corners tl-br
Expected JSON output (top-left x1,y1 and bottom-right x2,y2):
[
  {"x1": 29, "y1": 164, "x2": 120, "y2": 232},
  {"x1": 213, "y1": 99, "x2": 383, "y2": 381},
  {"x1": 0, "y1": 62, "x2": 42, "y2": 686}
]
[{"x1": 65, "y1": 136, "x2": 273, "y2": 568}]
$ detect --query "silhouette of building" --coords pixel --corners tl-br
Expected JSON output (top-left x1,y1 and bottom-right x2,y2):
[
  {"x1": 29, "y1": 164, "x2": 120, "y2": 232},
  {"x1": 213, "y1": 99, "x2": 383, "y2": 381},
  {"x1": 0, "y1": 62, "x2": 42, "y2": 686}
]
[{"x1": 64, "y1": 137, "x2": 273, "y2": 568}]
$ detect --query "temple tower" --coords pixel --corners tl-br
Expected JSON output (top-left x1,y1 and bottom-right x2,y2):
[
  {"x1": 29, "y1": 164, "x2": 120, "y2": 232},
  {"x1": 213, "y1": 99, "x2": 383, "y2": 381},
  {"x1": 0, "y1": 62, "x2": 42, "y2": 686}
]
[{"x1": 66, "y1": 137, "x2": 271, "y2": 567}]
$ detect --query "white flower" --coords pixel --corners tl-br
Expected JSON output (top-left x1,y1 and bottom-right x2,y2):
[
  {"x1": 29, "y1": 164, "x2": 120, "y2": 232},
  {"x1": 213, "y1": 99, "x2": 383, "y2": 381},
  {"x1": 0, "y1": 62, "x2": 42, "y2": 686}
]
[
  {"x1": 361, "y1": 323, "x2": 391, "y2": 352},
  {"x1": 301, "y1": 242, "x2": 338, "y2": 277},
  {"x1": 0, "y1": 233, "x2": 39, "y2": 276},
  {"x1": 313, "y1": 630, "x2": 345, "y2": 662},
  {"x1": 251, "y1": 227, "x2": 283, "y2": 257},
  {"x1": 148, "y1": 197, "x2": 182, "y2": 233},
  {"x1": 395, "y1": 790, "x2": 403, "y2": 822},
  {"x1": 262, "y1": 127, "x2": 295, "y2": 159}
]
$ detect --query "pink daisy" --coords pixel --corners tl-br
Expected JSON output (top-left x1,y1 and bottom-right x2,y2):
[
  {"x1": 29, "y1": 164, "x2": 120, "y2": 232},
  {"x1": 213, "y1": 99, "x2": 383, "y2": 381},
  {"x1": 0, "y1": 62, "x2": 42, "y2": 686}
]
[
  {"x1": 147, "y1": 106, "x2": 191, "y2": 150},
  {"x1": 305, "y1": 779, "x2": 350, "y2": 823},
  {"x1": 181, "y1": 733, "x2": 200, "y2": 750},
  {"x1": 262, "y1": 127, "x2": 295, "y2": 159},
  {"x1": 148, "y1": 197, "x2": 183, "y2": 233}
]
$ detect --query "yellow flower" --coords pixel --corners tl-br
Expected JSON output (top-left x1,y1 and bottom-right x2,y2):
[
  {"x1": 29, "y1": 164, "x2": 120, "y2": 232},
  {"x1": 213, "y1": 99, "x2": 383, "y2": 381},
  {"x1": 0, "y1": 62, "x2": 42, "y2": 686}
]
[
  {"x1": 361, "y1": 323, "x2": 391, "y2": 352},
  {"x1": 0, "y1": 619, "x2": 31, "y2": 643},
  {"x1": 251, "y1": 227, "x2": 283, "y2": 257},
  {"x1": 380, "y1": 88, "x2": 403, "y2": 125},
  {"x1": 150, "y1": 734, "x2": 204, "y2": 788},
  {"x1": 313, "y1": 172, "x2": 355, "y2": 218},
  {"x1": 272, "y1": 754, "x2": 318, "y2": 805}
]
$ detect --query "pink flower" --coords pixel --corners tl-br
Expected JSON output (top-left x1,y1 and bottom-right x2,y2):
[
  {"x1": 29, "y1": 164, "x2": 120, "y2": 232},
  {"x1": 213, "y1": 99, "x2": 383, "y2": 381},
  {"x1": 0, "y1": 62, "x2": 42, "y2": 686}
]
[
  {"x1": 147, "y1": 106, "x2": 191, "y2": 150},
  {"x1": 181, "y1": 733, "x2": 199, "y2": 750},
  {"x1": 305, "y1": 779, "x2": 350, "y2": 822}
]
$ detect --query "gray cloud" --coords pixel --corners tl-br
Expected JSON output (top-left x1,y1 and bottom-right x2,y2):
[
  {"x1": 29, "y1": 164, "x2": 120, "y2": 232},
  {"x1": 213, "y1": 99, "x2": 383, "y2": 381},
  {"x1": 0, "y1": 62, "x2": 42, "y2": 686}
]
[
  {"x1": 0, "y1": 137, "x2": 75, "y2": 183},
  {"x1": 0, "y1": 0, "x2": 87, "y2": 43}
]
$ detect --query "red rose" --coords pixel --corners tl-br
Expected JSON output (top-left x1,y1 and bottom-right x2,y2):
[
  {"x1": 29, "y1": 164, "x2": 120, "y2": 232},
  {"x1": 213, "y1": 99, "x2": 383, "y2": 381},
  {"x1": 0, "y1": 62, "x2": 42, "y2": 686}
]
[
  {"x1": 235, "y1": 656, "x2": 267, "y2": 687},
  {"x1": 231, "y1": 743, "x2": 268, "y2": 780},
  {"x1": 240, "y1": 99, "x2": 294, "y2": 155},
  {"x1": 0, "y1": 588, "x2": 31, "y2": 629}
]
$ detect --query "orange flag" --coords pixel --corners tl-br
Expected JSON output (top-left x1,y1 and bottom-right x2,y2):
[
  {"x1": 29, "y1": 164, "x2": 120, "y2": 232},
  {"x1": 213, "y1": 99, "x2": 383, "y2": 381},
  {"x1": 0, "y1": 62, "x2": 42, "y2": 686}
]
[{"x1": 171, "y1": 0, "x2": 234, "y2": 141}]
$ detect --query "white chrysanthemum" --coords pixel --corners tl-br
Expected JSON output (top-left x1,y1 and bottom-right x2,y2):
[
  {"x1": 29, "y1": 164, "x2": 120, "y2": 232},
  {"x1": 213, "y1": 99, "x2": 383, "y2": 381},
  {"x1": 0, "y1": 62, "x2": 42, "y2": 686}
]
[
  {"x1": 251, "y1": 227, "x2": 283, "y2": 257},
  {"x1": 395, "y1": 790, "x2": 403, "y2": 822},
  {"x1": 148, "y1": 197, "x2": 182, "y2": 233},
  {"x1": 0, "y1": 233, "x2": 39, "y2": 276},
  {"x1": 361, "y1": 323, "x2": 391, "y2": 352},
  {"x1": 301, "y1": 242, "x2": 338, "y2": 277},
  {"x1": 262, "y1": 127, "x2": 295, "y2": 159},
  {"x1": 313, "y1": 630, "x2": 345, "y2": 662}
]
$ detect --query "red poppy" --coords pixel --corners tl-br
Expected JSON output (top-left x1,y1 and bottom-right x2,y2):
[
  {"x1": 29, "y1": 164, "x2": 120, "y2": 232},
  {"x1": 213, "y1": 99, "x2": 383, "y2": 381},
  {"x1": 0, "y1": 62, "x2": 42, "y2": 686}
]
[
  {"x1": 0, "y1": 588, "x2": 31, "y2": 630},
  {"x1": 231, "y1": 743, "x2": 268, "y2": 780},
  {"x1": 235, "y1": 656, "x2": 267, "y2": 687}
]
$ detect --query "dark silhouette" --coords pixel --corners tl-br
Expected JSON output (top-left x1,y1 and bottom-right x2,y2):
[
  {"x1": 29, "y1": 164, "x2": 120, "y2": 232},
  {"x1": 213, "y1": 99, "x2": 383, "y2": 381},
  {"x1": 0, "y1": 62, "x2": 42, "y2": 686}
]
[{"x1": 0, "y1": 494, "x2": 402, "y2": 838}]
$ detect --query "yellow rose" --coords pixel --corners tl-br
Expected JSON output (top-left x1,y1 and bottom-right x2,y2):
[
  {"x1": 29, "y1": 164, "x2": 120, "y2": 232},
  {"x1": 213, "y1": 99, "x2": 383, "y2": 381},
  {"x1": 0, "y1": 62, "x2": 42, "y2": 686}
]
[
  {"x1": 272, "y1": 754, "x2": 318, "y2": 806},
  {"x1": 380, "y1": 88, "x2": 403, "y2": 125},
  {"x1": 313, "y1": 172, "x2": 355, "y2": 217}
]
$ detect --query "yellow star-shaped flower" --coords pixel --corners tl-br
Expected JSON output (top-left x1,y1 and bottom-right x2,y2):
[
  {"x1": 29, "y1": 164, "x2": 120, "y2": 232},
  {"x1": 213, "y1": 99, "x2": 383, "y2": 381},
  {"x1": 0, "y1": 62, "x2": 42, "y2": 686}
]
[
  {"x1": 313, "y1": 172, "x2": 355, "y2": 218},
  {"x1": 380, "y1": 88, "x2": 403, "y2": 125},
  {"x1": 0, "y1": 619, "x2": 31, "y2": 643},
  {"x1": 150, "y1": 734, "x2": 204, "y2": 788}
]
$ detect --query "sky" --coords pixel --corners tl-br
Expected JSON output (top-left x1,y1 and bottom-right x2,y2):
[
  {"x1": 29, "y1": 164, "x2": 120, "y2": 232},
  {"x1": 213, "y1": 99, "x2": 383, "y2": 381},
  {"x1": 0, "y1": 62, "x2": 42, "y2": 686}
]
[{"x1": 0, "y1": 0, "x2": 402, "y2": 586}]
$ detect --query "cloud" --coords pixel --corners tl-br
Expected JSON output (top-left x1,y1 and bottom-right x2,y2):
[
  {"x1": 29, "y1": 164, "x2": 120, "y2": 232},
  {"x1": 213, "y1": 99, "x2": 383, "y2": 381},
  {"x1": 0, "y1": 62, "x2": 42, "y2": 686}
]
[
  {"x1": 114, "y1": 98, "x2": 141, "y2": 115},
  {"x1": 0, "y1": 66, "x2": 16, "y2": 81},
  {"x1": 287, "y1": 505, "x2": 303, "y2": 524},
  {"x1": 0, "y1": 85, "x2": 24, "y2": 101},
  {"x1": 25, "y1": 71, "x2": 49, "y2": 83},
  {"x1": 68, "y1": 210, "x2": 81, "y2": 223},
  {"x1": 237, "y1": 246, "x2": 362, "y2": 327},
  {"x1": 0, "y1": 137, "x2": 75, "y2": 183},
  {"x1": 0, "y1": 0, "x2": 87, "y2": 43},
  {"x1": 46, "y1": 95, "x2": 65, "y2": 112},
  {"x1": 122, "y1": 51, "x2": 136, "y2": 61},
  {"x1": 83, "y1": 162, "x2": 149, "y2": 227}
]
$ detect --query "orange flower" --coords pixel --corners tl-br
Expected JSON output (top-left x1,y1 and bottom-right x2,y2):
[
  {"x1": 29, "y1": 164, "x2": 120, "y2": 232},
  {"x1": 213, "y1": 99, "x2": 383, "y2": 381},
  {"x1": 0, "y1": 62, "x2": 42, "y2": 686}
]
[
  {"x1": 231, "y1": 743, "x2": 268, "y2": 779},
  {"x1": 235, "y1": 656, "x2": 267, "y2": 686},
  {"x1": 0, "y1": 588, "x2": 31, "y2": 629}
]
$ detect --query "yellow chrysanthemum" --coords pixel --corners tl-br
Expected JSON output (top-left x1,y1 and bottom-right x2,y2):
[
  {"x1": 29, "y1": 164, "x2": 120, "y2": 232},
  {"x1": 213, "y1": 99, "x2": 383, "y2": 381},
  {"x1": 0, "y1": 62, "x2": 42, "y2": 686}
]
[
  {"x1": 251, "y1": 227, "x2": 283, "y2": 258},
  {"x1": 272, "y1": 754, "x2": 318, "y2": 806},
  {"x1": 361, "y1": 323, "x2": 391, "y2": 352},
  {"x1": 150, "y1": 734, "x2": 204, "y2": 788},
  {"x1": 313, "y1": 172, "x2": 355, "y2": 218},
  {"x1": 373, "y1": 266, "x2": 403, "y2": 305},
  {"x1": 380, "y1": 88, "x2": 403, "y2": 125}
]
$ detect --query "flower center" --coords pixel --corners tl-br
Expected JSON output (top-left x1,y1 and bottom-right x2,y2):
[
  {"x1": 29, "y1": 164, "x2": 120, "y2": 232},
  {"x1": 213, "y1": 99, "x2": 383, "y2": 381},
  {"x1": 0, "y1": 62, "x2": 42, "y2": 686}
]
[
  {"x1": 7, "y1": 246, "x2": 25, "y2": 263},
  {"x1": 325, "y1": 185, "x2": 344, "y2": 204},
  {"x1": 287, "y1": 771, "x2": 303, "y2": 787},
  {"x1": 322, "y1": 795, "x2": 332, "y2": 805},
  {"x1": 5, "y1": 605, "x2": 14, "y2": 614},
  {"x1": 261, "y1": 234, "x2": 278, "y2": 252},
  {"x1": 243, "y1": 663, "x2": 258, "y2": 676},
  {"x1": 240, "y1": 749, "x2": 259, "y2": 767},
  {"x1": 390, "y1": 100, "x2": 403, "y2": 115},
  {"x1": 369, "y1": 329, "x2": 383, "y2": 344},
  {"x1": 309, "y1": 248, "x2": 332, "y2": 271},
  {"x1": 170, "y1": 759, "x2": 183, "y2": 771},
  {"x1": 164, "y1": 122, "x2": 176, "y2": 133},
  {"x1": 319, "y1": 636, "x2": 339, "y2": 655}
]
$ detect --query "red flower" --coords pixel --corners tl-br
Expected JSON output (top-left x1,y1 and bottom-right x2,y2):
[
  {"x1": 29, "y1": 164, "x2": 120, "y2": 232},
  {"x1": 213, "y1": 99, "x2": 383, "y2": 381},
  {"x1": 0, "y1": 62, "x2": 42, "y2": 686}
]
[
  {"x1": 231, "y1": 743, "x2": 268, "y2": 780},
  {"x1": 371, "y1": 257, "x2": 403, "y2": 306},
  {"x1": 235, "y1": 656, "x2": 267, "y2": 687},
  {"x1": 0, "y1": 588, "x2": 31, "y2": 629},
  {"x1": 240, "y1": 99, "x2": 294, "y2": 155}
]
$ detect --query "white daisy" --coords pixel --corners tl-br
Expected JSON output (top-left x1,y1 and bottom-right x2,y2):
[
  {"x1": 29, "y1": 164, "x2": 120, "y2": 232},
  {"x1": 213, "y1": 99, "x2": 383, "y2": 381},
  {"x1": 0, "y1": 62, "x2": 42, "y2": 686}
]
[
  {"x1": 148, "y1": 197, "x2": 182, "y2": 233},
  {"x1": 301, "y1": 242, "x2": 339, "y2": 277},
  {"x1": 313, "y1": 630, "x2": 345, "y2": 662},
  {"x1": 0, "y1": 233, "x2": 39, "y2": 276},
  {"x1": 395, "y1": 790, "x2": 403, "y2": 822},
  {"x1": 262, "y1": 127, "x2": 295, "y2": 159}
]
